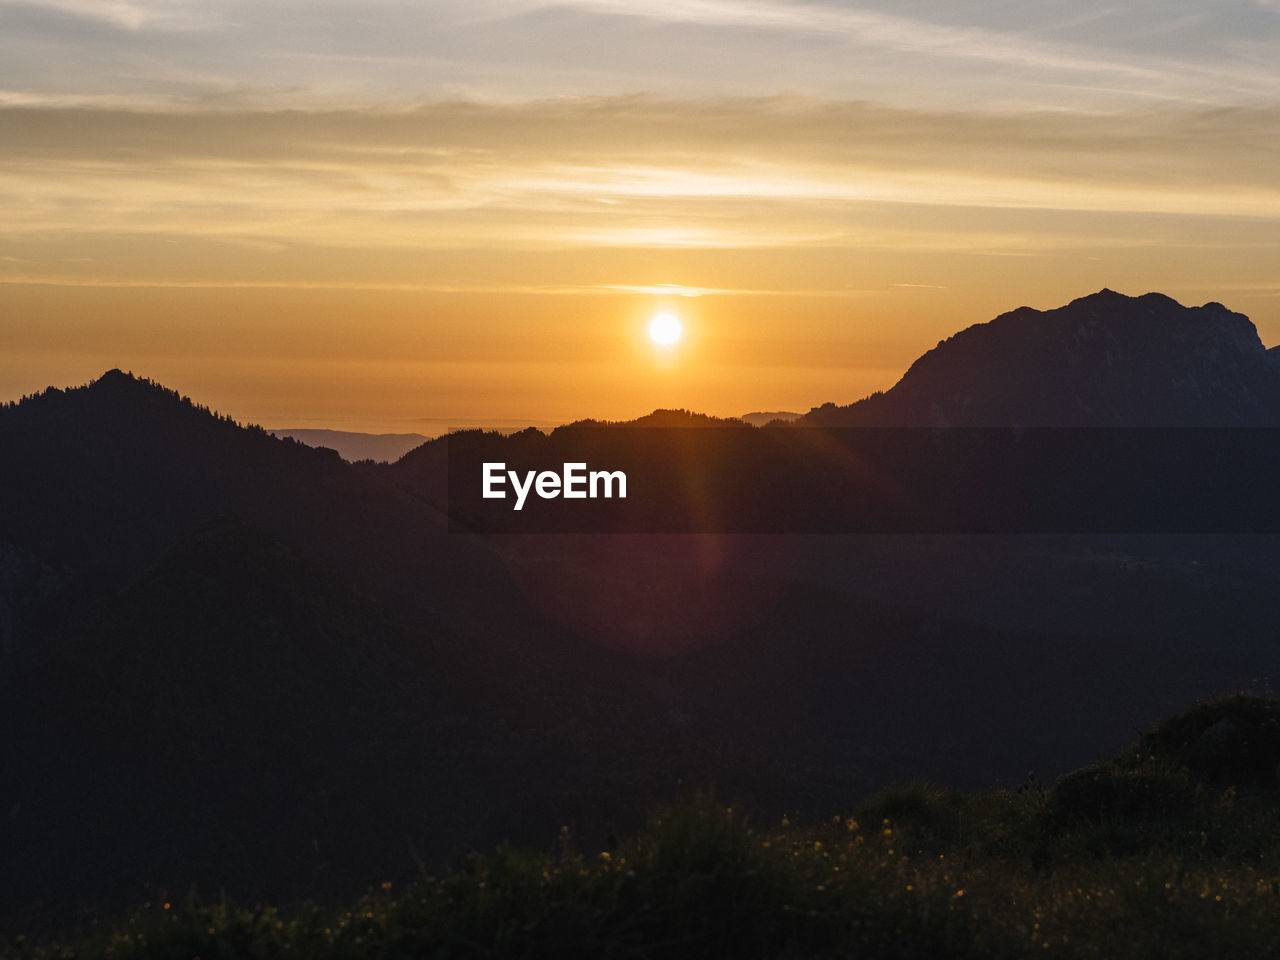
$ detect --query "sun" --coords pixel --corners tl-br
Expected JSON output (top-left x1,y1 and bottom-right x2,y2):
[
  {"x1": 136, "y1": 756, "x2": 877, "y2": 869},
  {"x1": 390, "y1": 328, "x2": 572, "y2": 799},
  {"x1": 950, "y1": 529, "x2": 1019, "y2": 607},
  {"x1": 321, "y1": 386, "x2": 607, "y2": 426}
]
[{"x1": 649, "y1": 312, "x2": 683, "y2": 346}]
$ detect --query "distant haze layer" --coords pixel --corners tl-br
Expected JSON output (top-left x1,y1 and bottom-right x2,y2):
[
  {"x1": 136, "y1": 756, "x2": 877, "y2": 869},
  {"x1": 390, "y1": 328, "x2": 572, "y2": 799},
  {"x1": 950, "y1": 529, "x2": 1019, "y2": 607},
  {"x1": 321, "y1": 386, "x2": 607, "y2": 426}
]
[{"x1": 269, "y1": 422, "x2": 562, "y2": 462}]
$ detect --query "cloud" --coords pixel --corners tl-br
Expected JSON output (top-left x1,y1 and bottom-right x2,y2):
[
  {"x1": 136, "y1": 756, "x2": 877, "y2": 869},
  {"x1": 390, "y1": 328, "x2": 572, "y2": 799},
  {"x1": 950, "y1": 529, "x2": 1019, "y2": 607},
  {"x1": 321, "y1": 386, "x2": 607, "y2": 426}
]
[
  {"x1": 0, "y1": 96, "x2": 1276, "y2": 292},
  {"x1": 0, "y1": 0, "x2": 187, "y2": 29},
  {"x1": 3, "y1": 96, "x2": 1276, "y2": 190},
  {"x1": 495, "y1": 0, "x2": 1280, "y2": 102},
  {"x1": 516, "y1": 0, "x2": 1119, "y2": 71},
  {"x1": 0, "y1": 0, "x2": 1275, "y2": 112}
]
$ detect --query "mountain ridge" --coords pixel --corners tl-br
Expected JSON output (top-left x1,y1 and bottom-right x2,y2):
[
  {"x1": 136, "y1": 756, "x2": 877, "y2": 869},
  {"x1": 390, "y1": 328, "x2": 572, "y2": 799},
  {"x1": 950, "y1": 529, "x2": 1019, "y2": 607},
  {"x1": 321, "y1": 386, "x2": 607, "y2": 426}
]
[
  {"x1": 268, "y1": 428, "x2": 431, "y2": 463},
  {"x1": 6, "y1": 290, "x2": 1280, "y2": 929},
  {"x1": 802, "y1": 289, "x2": 1280, "y2": 427}
]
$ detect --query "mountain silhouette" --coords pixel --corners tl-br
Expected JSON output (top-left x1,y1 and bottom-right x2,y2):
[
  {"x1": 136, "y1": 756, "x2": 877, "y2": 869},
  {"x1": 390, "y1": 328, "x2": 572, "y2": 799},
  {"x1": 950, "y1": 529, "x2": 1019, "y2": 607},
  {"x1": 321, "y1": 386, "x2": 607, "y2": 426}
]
[
  {"x1": 739, "y1": 410, "x2": 801, "y2": 427},
  {"x1": 0, "y1": 369, "x2": 509, "y2": 620},
  {"x1": 5, "y1": 295, "x2": 1280, "y2": 932},
  {"x1": 269, "y1": 428, "x2": 430, "y2": 463},
  {"x1": 803, "y1": 290, "x2": 1280, "y2": 427},
  {"x1": 0, "y1": 518, "x2": 486, "y2": 920},
  {"x1": 563, "y1": 408, "x2": 747, "y2": 428}
]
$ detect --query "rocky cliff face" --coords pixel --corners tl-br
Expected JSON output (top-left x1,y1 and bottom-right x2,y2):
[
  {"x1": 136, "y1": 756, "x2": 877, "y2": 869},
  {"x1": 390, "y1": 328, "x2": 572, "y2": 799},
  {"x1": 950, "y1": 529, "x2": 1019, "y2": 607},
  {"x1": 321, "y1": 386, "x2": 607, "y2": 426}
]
[{"x1": 804, "y1": 290, "x2": 1280, "y2": 427}]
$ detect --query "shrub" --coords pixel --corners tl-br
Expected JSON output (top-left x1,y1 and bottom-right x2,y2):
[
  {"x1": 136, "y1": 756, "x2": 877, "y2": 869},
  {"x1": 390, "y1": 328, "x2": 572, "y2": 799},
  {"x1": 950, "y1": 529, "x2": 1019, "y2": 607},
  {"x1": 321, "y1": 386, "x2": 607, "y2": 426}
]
[{"x1": 1139, "y1": 693, "x2": 1280, "y2": 787}]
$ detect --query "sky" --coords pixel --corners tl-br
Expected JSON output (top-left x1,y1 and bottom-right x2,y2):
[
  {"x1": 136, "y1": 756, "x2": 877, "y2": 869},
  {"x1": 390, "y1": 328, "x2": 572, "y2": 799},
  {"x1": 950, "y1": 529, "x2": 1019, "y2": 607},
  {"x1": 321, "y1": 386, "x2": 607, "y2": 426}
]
[{"x1": 2, "y1": 0, "x2": 1278, "y2": 430}]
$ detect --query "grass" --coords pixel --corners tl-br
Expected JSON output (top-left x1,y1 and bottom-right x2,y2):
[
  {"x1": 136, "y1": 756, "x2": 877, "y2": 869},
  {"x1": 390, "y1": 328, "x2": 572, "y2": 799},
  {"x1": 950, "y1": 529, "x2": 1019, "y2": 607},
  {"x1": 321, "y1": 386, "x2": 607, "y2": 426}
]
[{"x1": 11, "y1": 694, "x2": 1280, "y2": 959}]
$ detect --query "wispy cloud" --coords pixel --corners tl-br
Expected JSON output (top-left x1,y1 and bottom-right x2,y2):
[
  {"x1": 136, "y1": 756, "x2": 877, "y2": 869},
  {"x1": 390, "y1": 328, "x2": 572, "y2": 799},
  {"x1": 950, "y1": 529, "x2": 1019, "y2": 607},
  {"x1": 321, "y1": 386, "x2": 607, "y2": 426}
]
[
  {"x1": 0, "y1": 97, "x2": 1276, "y2": 293},
  {"x1": 516, "y1": 0, "x2": 1135, "y2": 72},
  {"x1": 0, "y1": 0, "x2": 193, "y2": 30},
  {"x1": 0, "y1": 0, "x2": 1275, "y2": 111},
  {"x1": 498, "y1": 0, "x2": 1280, "y2": 103}
]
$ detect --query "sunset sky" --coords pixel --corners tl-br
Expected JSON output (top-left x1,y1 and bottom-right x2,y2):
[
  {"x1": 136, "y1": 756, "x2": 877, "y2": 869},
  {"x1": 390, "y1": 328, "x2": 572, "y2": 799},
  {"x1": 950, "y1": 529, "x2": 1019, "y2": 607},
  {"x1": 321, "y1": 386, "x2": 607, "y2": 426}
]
[{"x1": 2, "y1": 0, "x2": 1278, "y2": 431}]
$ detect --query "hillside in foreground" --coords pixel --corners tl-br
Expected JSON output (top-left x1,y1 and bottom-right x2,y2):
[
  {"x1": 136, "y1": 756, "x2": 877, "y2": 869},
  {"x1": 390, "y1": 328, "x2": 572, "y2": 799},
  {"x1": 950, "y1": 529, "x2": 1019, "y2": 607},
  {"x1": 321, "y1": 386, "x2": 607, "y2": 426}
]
[{"x1": 11, "y1": 693, "x2": 1280, "y2": 959}]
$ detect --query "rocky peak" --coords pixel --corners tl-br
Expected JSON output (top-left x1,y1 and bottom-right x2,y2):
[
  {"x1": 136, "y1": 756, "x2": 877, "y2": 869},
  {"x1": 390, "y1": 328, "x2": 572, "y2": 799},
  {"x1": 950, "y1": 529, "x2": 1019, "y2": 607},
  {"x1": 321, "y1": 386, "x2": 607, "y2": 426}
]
[{"x1": 805, "y1": 290, "x2": 1280, "y2": 427}]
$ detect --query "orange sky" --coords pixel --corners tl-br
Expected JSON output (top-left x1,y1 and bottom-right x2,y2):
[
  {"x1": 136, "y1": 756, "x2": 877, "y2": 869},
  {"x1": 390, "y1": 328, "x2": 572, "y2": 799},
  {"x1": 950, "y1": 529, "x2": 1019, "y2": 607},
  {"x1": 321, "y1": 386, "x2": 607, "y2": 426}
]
[{"x1": 3, "y1": 7, "x2": 1279, "y2": 431}]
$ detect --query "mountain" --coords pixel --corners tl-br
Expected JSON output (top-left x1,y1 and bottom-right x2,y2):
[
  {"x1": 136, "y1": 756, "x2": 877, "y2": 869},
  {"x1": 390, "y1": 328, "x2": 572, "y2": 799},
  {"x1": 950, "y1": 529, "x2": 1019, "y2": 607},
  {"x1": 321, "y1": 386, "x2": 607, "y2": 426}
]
[
  {"x1": 0, "y1": 518, "x2": 484, "y2": 922},
  {"x1": 0, "y1": 372, "x2": 874, "y2": 928},
  {"x1": 0, "y1": 369, "x2": 510, "y2": 621},
  {"x1": 739, "y1": 410, "x2": 801, "y2": 427},
  {"x1": 5, "y1": 295, "x2": 1280, "y2": 933},
  {"x1": 802, "y1": 290, "x2": 1280, "y2": 427},
  {"x1": 561, "y1": 408, "x2": 747, "y2": 428},
  {"x1": 269, "y1": 428, "x2": 430, "y2": 463}
]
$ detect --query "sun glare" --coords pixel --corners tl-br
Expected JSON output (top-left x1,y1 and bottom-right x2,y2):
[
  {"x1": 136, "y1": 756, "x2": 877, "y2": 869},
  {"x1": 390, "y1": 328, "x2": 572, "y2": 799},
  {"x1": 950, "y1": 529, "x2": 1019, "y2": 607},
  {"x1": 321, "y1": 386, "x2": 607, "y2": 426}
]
[{"x1": 649, "y1": 312, "x2": 683, "y2": 346}]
